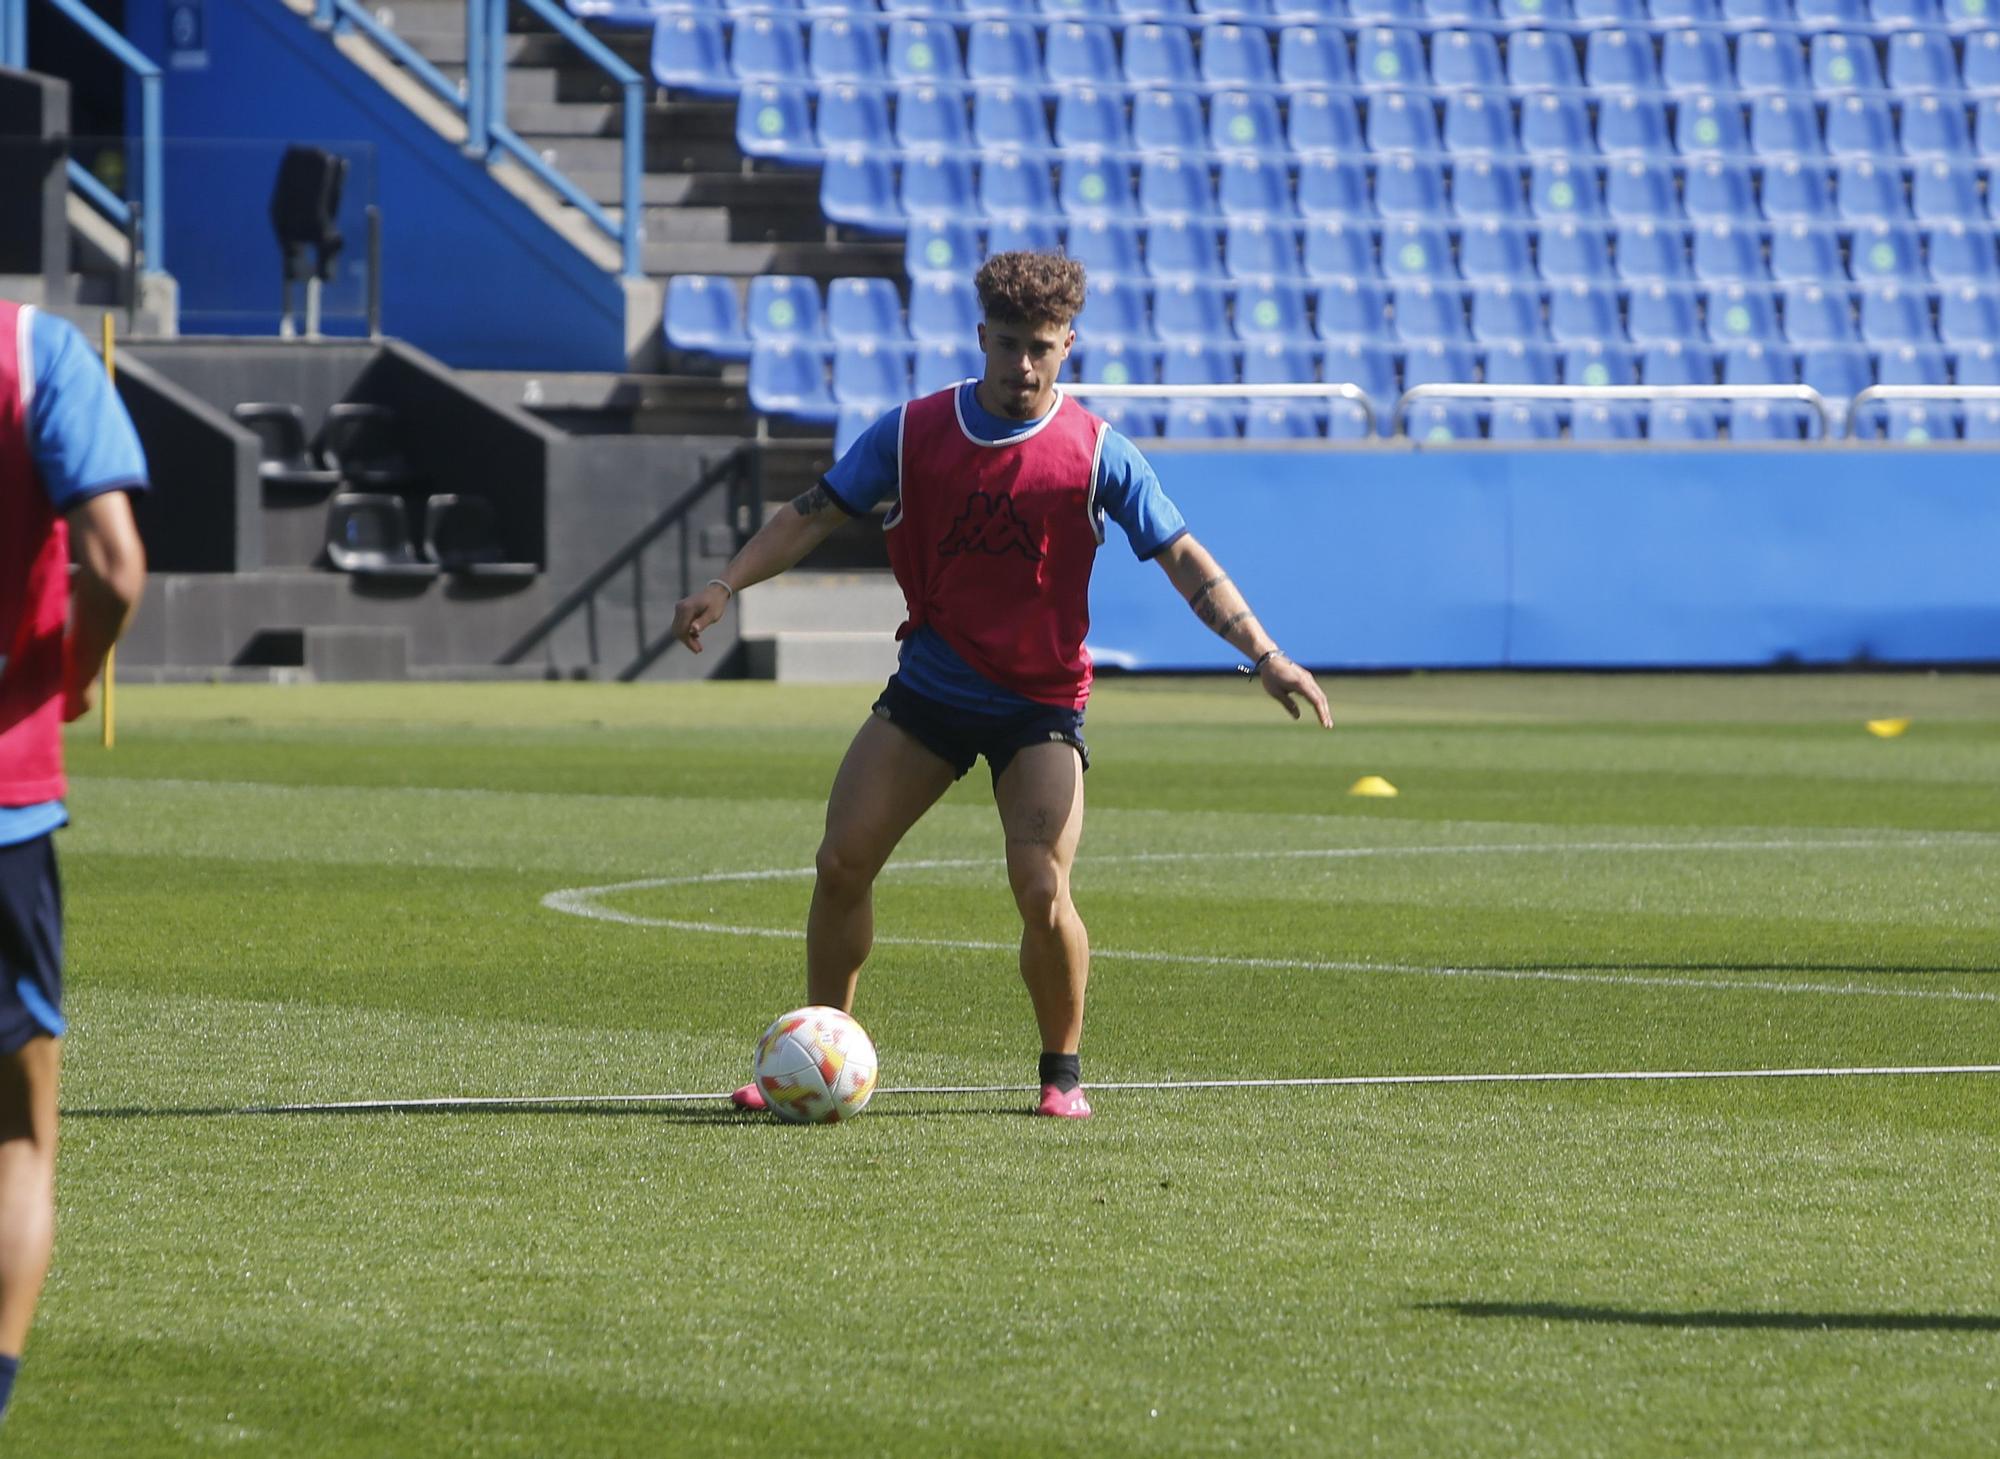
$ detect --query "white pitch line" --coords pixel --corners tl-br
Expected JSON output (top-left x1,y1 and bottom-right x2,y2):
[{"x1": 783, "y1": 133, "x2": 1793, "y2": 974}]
[{"x1": 248, "y1": 1063, "x2": 2000, "y2": 1113}]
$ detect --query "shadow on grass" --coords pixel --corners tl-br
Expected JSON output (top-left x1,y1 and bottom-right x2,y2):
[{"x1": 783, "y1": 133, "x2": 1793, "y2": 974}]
[
  {"x1": 61, "y1": 1099, "x2": 1029, "y2": 1122},
  {"x1": 1470, "y1": 962, "x2": 2000, "y2": 977},
  {"x1": 1422, "y1": 1300, "x2": 2000, "y2": 1334}
]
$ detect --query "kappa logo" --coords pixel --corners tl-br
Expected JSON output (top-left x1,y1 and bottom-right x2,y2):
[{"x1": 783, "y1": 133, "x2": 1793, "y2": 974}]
[{"x1": 937, "y1": 490, "x2": 1044, "y2": 562}]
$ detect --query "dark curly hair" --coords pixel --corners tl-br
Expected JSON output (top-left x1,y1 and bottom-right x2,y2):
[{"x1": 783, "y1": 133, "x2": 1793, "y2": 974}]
[{"x1": 974, "y1": 251, "x2": 1087, "y2": 329}]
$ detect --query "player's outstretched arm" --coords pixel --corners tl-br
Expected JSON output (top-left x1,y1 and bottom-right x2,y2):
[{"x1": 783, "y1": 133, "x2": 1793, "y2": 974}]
[
  {"x1": 1154, "y1": 534, "x2": 1332, "y2": 729},
  {"x1": 670, "y1": 482, "x2": 853, "y2": 654},
  {"x1": 64, "y1": 488, "x2": 147, "y2": 722}
]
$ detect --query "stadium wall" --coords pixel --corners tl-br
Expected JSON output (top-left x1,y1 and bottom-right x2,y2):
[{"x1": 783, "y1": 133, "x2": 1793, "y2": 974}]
[
  {"x1": 121, "y1": 0, "x2": 626, "y2": 369},
  {"x1": 1088, "y1": 448, "x2": 2000, "y2": 670}
]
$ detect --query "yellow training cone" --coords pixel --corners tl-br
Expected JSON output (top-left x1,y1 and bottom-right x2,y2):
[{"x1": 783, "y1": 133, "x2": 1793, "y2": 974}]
[
  {"x1": 1349, "y1": 775, "x2": 1400, "y2": 798},
  {"x1": 1865, "y1": 719, "x2": 1910, "y2": 738}
]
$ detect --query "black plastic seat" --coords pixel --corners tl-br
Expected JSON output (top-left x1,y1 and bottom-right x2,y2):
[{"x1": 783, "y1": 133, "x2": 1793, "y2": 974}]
[
  {"x1": 230, "y1": 402, "x2": 342, "y2": 491},
  {"x1": 317, "y1": 403, "x2": 418, "y2": 487},
  {"x1": 325, "y1": 493, "x2": 438, "y2": 579},
  {"x1": 422, "y1": 494, "x2": 537, "y2": 580}
]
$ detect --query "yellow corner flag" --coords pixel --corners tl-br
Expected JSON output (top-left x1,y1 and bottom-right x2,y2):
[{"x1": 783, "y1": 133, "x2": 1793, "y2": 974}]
[
  {"x1": 1349, "y1": 775, "x2": 1399, "y2": 798},
  {"x1": 1864, "y1": 719, "x2": 1910, "y2": 739}
]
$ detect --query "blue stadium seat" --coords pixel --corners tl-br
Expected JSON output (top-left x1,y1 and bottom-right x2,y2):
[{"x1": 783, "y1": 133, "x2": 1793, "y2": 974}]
[
  {"x1": 976, "y1": 85, "x2": 1054, "y2": 152},
  {"x1": 828, "y1": 277, "x2": 907, "y2": 342},
  {"x1": 1835, "y1": 160, "x2": 1908, "y2": 221},
  {"x1": 1886, "y1": 30, "x2": 1959, "y2": 92},
  {"x1": 1402, "y1": 340, "x2": 1480, "y2": 385},
  {"x1": 906, "y1": 217, "x2": 982, "y2": 280},
  {"x1": 1484, "y1": 341, "x2": 1561, "y2": 383},
  {"x1": 651, "y1": 14, "x2": 730, "y2": 93},
  {"x1": 908, "y1": 277, "x2": 982, "y2": 342},
  {"x1": 1161, "y1": 340, "x2": 1239, "y2": 385},
  {"x1": 1132, "y1": 90, "x2": 1207, "y2": 154},
  {"x1": 1562, "y1": 341, "x2": 1638, "y2": 384},
  {"x1": 1078, "y1": 275, "x2": 1157, "y2": 341},
  {"x1": 1825, "y1": 96, "x2": 1897, "y2": 157},
  {"x1": 1586, "y1": 29, "x2": 1660, "y2": 90},
  {"x1": 1769, "y1": 222, "x2": 1843, "y2": 281},
  {"x1": 1061, "y1": 154, "x2": 1136, "y2": 217},
  {"x1": 1244, "y1": 402, "x2": 1326, "y2": 438},
  {"x1": 833, "y1": 341, "x2": 912, "y2": 405},
  {"x1": 1508, "y1": 0, "x2": 1580, "y2": 16},
  {"x1": 1960, "y1": 341, "x2": 2000, "y2": 384},
  {"x1": 1857, "y1": 283, "x2": 1935, "y2": 343},
  {"x1": 1164, "y1": 401, "x2": 1242, "y2": 439},
  {"x1": 1225, "y1": 219, "x2": 1304, "y2": 276},
  {"x1": 903, "y1": 150, "x2": 979, "y2": 219},
  {"x1": 1140, "y1": 156, "x2": 1215, "y2": 219},
  {"x1": 1443, "y1": 94, "x2": 1516, "y2": 155},
  {"x1": 1289, "y1": 92, "x2": 1367, "y2": 153},
  {"x1": 1541, "y1": 222, "x2": 1616, "y2": 279},
  {"x1": 1938, "y1": 284, "x2": 2000, "y2": 344},
  {"x1": 1661, "y1": 30, "x2": 1731, "y2": 96},
  {"x1": 887, "y1": 19, "x2": 964, "y2": 82},
  {"x1": 1045, "y1": 21, "x2": 1119, "y2": 84},
  {"x1": 1507, "y1": 30, "x2": 1582, "y2": 88},
  {"x1": 1212, "y1": 92, "x2": 1287, "y2": 154},
  {"x1": 1649, "y1": 0, "x2": 1721, "y2": 19},
  {"x1": 1721, "y1": 0, "x2": 1789, "y2": 20},
  {"x1": 1798, "y1": 344, "x2": 1873, "y2": 409},
  {"x1": 1761, "y1": 160, "x2": 1835, "y2": 221},
  {"x1": 1520, "y1": 93, "x2": 1593, "y2": 155},
  {"x1": 1322, "y1": 339, "x2": 1399, "y2": 398},
  {"x1": 897, "y1": 85, "x2": 971, "y2": 151},
  {"x1": 1601, "y1": 95, "x2": 1676, "y2": 156},
  {"x1": 1648, "y1": 402, "x2": 1721, "y2": 440},
  {"x1": 1683, "y1": 160, "x2": 1758, "y2": 221},
  {"x1": 1148, "y1": 218, "x2": 1226, "y2": 279},
  {"x1": 1929, "y1": 221, "x2": 1999, "y2": 282},
  {"x1": 1318, "y1": 280, "x2": 1395, "y2": 338},
  {"x1": 1809, "y1": 32, "x2": 1882, "y2": 91},
  {"x1": 1605, "y1": 160, "x2": 1681, "y2": 221},
  {"x1": 1781, "y1": 280, "x2": 1859, "y2": 342},
  {"x1": 1099, "y1": 401, "x2": 1165, "y2": 439},
  {"x1": 1617, "y1": 221, "x2": 1692, "y2": 280},
  {"x1": 913, "y1": 340, "x2": 985, "y2": 394},
  {"x1": 1040, "y1": 0, "x2": 1116, "y2": 15},
  {"x1": 1199, "y1": 0, "x2": 1275, "y2": 16},
  {"x1": 1407, "y1": 400, "x2": 1482, "y2": 441},
  {"x1": 981, "y1": 152, "x2": 1056, "y2": 216},
  {"x1": 1218, "y1": 156, "x2": 1296, "y2": 220},
  {"x1": 1243, "y1": 339, "x2": 1321, "y2": 385},
  {"x1": 1642, "y1": 339, "x2": 1712, "y2": 384},
  {"x1": 1966, "y1": 401, "x2": 2000, "y2": 440},
  {"x1": 1912, "y1": 162, "x2": 1985, "y2": 221},
  {"x1": 1729, "y1": 400, "x2": 1820, "y2": 441},
  {"x1": 1054, "y1": 86, "x2": 1129, "y2": 151},
  {"x1": 821, "y1": 149, "x2": 903, "y2": 231},
  {"x1": 987, "y1": 213, "x2": 1062, "y2": 253},
  {"x1": 1069, "y1": 217, "x2": 1146, "y2": 275},
  {"x1": 1429, "y1": 0, "x2": 1498, "y2": 18},
  {"x1": 1278, "y1": 25, "x2": 1354, "y2": 86},
  {"x1": 1901, "y1": 96, "x2": 1973, "y2": 160},
  {"x1": 816, "y1": 84, "x2": 891, "y2": 151},
  {"x1": 1327, "y1": 394, "x2": 1378, "y2": 437},
  {"x1": 1304, "y1": 219, "x2": 1380, "y2": 277},
  {"x1": 1795, "y1": 0, "x2": 1869, "y2": 24},
  {"x1": 1965, "y1": 31, "x2": 2000, "y2": 92},
  {"x1": 1394, "y1": 282, "x2": 1472, "y2": 341},
  {"x1": 1487, "y1": 402, "x2": 1563, "y2": 440},
  {"x1": 1073, "y1": 340, "x2": 1160, "y2": 388},
  {"x1": 1375, "y1": 157, "x2": 1450, "y2": 217},
  {"x1": 1349, "y1": 0, "x2": 1422, "y2": 15},
  {"x1": 1154, "y1": 279, "x2": 1233, "y2": 341},
  {"x1": 1548, "y1": 281, "x2": 1622, "y2": 341},
  {"x1": 1470, "y1": 281, "x2": 1546, "y2": 341},
  {"x1": 1458, "y1": 160, "x2": 1527, "y2": 219},
  {"x1": 1979, "y1": 99, "x2": 2000, "y2": 157},
  {"x1": 1124, "y1": 23, "x2": 1199, "y2": 85},
  {"x1": 1236, "y1": 279, "x2": 1314, "y2": 340},
  {"x1": 1431, "y1": 30, "x2": 1505, "y2": 89},
  {"x1": 1358, "y1": 28, "x2": 1429, "y2": 85},
  {"x1": 1750, "y1": 96, "x2": 1823, "y2": 158},
  {"x1": 1113, "y1": 0, "x2": 1195, "y2": 15},
  {"x1": 1530, "y1": 161, "x2": 1603, "y2": 220},
  {"x1": 665, "y1": 274, "x2": 751, "y2": 359},
  {"x1": 1297, "y1": 156, "x2": 1371, "y2": 218},
  {"x1": 1692, "y1": 222, "x2": 1766, "y2": 281},
  {"x1": 1626, "y1": 281, "x2": 1698, "y2": 341},
  {"x1": 1878, "y1": 345, "x2": 1951, "y2": 385},
  {"x1": 747, "y1": 274, "x2": 826, "y2": 343},
  {"x1": 1383, "y1": 220, "x2": 1457, "y2": 278},
  {"x1": 1675, "y1": 97, "x2": 1749, "y2": 157},
  {"x1": 1202, "y1": 24, "x2": 1278, "y2": 86},
  {"x1": 808, "y1": 17, "x2": 881, "y2": 81},
  {"x1": 737, "y1": 84, "x2": 819, "y2": 164},
  {"x1": 1705, "y1": 283, "x2": 1781, "y2": 343},
  {"x1": 1368, "y1": 92, "x2": 1443, "y2": 152},
  {"x1": 1737, "y1": 31, "x2": 1809, "y2": 93},
  {"x1": 1570, "y1": 402, "x2": 1644, "y2": 439},
  {"x1": 749, "y1": 343, "x2": 837, "y2": 423},
  {"x1": 1722, "y1": 341, "x2": 1793, "y2": 383},
  {"x1": 1460, "y1": 220, "x2": 1535, "y2": 278},
  {"x1": 1850, "y1": 222, "x2": 1925, "y2": 283},
  {"x1": 733, "y1": 15, "x2": 808, "y2": 80}
]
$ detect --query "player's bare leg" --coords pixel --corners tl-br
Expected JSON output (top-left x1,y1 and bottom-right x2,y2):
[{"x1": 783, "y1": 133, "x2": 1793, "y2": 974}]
[
  {"x1": 734, "y1": 714, "x2": 954, "y2": 1110},
  {"x1": 994, "y1": 742, "x2": 1092, "y2": 1118},
  {"x1": 0, "y1": 1037, "x2": 61, "y2": 1378}
]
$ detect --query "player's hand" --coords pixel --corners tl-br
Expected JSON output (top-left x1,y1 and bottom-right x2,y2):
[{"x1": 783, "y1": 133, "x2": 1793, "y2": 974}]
[
  {"x1": 1259, "y1": 655, "x2": 1333, "y2": 729},
  {"x1": 670, "y1": 582, "x2": 732, "y2": 654},
  {"x1": 61, "y1": 680, "x2": 96, "y2": 723}
]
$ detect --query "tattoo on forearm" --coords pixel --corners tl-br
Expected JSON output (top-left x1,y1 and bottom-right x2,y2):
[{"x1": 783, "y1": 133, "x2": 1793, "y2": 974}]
[
  {"x1": 790, "y1": 483, "x2": 834, "y2": 516},
  {"x1": 1215, "y1": 609, "x2": 1252, "y2": 640},
  {"x1": 1186, "y1": 573, "x2": 1229, "y2": 611}
]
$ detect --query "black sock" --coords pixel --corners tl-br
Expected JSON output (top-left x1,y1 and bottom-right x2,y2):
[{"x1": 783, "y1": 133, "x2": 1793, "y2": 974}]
[
  {"x1": 0, "y1": 1352, "x2": 18, "y2": 1422},
  {"x1": 1039, "y1": 1052, "x2": 1081, "y2": 1093}
]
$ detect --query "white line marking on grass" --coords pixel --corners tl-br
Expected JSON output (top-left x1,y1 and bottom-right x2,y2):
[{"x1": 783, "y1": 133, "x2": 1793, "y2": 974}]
[
  {"x1": 541, "y1": 842, "x2": 2000, "y2": 1005},
  {"x1": 249, "y1": 1064, "x2": 2000, "y2": 1113}
]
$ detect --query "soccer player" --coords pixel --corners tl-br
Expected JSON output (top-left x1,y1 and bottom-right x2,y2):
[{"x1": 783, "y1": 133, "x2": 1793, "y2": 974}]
[
  {"x1": 671, "y1": 253, "x2": 1329, "y2": 1119},
  {"x1": 0, "y1": 301, "x2": 148, "y2": 1424}
]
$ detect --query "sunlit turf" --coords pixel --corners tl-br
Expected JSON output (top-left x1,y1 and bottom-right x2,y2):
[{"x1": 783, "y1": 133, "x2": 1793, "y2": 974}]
[{"x1": 16, "y1": 674, "x2": 2000, "y2": 1456}]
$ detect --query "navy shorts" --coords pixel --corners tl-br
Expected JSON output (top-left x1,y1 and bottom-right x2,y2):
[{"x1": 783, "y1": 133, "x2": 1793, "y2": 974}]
[
  {"x1": 0, "y1": 834, "x2": 65, "y2": 1054},
  {"x1": 873, "y1": 676, "x2": 1090, "y2": 788}
]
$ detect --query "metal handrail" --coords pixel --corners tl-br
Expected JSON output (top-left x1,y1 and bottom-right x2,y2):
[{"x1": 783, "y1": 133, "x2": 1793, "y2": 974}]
[
  {"x1": 1064, "y1": 380, "x2": 1379, "y2": 437},
  {"x1": 1845, "y1": 383, "x2": 2000, "y2": 439},
  {"x1": 324, "y1": 0, "x2": 465, "y2": 112},
  {"x1": 1393, "y1": 382, "x2": 1832, "y2": 438}
]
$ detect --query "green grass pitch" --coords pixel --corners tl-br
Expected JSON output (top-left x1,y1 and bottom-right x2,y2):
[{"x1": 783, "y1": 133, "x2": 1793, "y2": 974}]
[{"x1": 17, "y1": 673, "x2": 2000, "y2": 1456}]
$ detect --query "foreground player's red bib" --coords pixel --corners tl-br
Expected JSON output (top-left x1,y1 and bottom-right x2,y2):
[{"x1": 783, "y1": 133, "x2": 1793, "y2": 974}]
[
  {"x1": 887, "y1": 385, "x2": 1105, "y2": 709},
  {"x1": 0, "y1": 300, "x2": 68, "y2": 806}
]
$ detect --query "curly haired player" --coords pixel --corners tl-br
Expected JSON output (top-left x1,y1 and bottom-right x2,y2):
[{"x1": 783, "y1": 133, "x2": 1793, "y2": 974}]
[{"x1": 672, "y1": 253, "x2": 1329, "y2": 1119}]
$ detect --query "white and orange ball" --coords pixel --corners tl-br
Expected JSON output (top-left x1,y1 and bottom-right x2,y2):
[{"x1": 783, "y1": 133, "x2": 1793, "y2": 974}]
[{"x1": 751, "y1": 1006, "x2": 879, "y2": 1125}]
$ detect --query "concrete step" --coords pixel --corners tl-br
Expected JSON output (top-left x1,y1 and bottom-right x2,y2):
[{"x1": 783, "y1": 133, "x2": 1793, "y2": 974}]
[
  {"x1": 740, "y1": 630, "x2": 901, "y2": 684},
  {"x1": 737, "y1": 571, "x2": 903, "y2": 636}
]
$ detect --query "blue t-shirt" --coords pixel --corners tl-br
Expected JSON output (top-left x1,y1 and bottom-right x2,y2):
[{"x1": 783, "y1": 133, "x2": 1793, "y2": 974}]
[
  {"x1": 825, "y1": 381, "x2": 1187, "y2": 713},
  {"x1": 0, "y1": 309, "x2": 150, "y2": 848}
]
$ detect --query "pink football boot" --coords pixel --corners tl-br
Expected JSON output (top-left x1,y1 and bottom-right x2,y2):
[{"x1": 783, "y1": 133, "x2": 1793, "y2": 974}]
[
  {"x1": 1035, "y1": 1084, "x2": 1093, "y2": 1119},
  {"x1": 730, "y1": 1081, "x2": 767, "y2": 1112}
]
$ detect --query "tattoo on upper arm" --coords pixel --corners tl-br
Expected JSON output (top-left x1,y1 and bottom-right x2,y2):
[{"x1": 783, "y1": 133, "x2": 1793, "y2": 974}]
[
  {"x1": 1215, "y1": 609, "x2": 1252, "y2": 640},
  {"x1": 790, "y1": 483, "x2": 835, "y2": 517}
]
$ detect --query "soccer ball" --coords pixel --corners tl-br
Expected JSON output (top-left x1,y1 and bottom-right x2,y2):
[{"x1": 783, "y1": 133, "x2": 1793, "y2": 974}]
[{"x1": 751, "y1": 1006, "x2": 879, "y2": 1125}]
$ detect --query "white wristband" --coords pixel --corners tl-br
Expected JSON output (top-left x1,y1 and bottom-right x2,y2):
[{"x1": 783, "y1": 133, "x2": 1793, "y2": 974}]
[{"x1": 705, "y1": 578, "x2": 734, "y2": 601}]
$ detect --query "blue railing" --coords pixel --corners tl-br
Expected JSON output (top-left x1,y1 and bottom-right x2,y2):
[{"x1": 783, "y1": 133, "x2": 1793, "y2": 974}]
[
  {"x1": 315, "y1": 0, "x2": 645, "y2": 277},
  {"x1": 1, "y1": 0, "x2": 165, "y2": 275}
]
